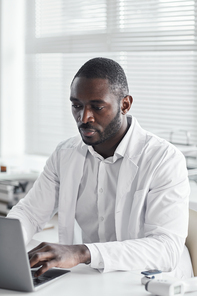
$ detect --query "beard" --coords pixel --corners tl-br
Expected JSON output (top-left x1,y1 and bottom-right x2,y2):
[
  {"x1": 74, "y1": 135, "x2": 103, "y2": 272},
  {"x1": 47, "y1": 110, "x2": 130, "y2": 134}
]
[{"x1": 78, "y1": 108, "x2": 122, "y2": 146}]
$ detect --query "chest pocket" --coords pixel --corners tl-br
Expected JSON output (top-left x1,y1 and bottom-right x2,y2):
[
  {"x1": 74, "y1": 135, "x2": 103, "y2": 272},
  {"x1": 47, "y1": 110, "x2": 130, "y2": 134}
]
[{"x1": 128, "y1": 189, "x2": 147, "y2": 238}]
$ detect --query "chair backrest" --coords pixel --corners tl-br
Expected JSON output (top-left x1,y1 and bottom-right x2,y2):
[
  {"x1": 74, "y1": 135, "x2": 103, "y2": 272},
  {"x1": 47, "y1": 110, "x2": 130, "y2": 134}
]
[{"x1": 186, "y1": 209, "x2": 197, "y2": 276}]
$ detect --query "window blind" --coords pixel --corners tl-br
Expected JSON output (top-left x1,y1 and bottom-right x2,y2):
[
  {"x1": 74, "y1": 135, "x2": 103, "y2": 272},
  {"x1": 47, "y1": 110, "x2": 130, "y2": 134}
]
[{"x1": 25, "y1": 0, "x2": 197, "y2": 155}]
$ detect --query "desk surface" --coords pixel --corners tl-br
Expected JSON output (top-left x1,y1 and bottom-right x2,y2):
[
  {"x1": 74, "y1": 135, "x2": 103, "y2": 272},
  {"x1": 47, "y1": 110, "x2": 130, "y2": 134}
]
[
  {"x1": 1, "y1": 264, "x2": 197, "y2": 296},
  {"x1": 0, "y1": 265, "x2": 150, "y2": 296},
  {"x1": 3, "y1": 267, "x2": 197, "y2": 296}
]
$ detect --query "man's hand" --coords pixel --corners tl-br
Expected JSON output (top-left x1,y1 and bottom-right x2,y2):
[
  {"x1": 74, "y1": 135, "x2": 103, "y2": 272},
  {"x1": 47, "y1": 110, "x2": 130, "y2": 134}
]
[{"x1": 28, "y1": 242, "x2": 91, "y2": 277}]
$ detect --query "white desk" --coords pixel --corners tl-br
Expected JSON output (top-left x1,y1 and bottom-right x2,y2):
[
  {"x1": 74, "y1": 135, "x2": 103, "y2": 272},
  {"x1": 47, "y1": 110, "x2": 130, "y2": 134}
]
[
  {"x1": 1, "y1": 265, "x2": 197, "y2": 296},
  {"x1": 0, "y1": 264, "x2": 149, "y2": 296}
]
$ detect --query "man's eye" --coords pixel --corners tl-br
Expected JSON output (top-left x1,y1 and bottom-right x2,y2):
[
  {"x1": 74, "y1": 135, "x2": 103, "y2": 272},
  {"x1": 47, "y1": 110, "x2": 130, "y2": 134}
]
[
  {"x1": 93, "y1": 106, "x2": 104, "y2": 111},
  {"x1": 72, "y1": 104, "x2": 82, "y2": 109}
]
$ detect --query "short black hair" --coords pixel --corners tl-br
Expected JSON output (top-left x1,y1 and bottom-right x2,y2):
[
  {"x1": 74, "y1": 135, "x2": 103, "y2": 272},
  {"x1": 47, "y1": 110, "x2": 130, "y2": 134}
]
[{"x1": 72, "y1": 57, "x2": 129, "y2": 100}]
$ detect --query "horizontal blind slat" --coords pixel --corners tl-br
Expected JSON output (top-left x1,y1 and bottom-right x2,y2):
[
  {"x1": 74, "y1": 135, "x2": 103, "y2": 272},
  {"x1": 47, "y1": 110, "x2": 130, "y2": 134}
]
[{"x1": 25, "y1": 0, "x2": 197, "y2": 155}]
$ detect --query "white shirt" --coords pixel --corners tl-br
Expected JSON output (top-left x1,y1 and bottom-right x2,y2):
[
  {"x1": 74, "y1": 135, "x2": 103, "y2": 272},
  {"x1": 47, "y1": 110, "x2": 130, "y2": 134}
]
[
  {"x1": 75, "y1": 118, "x2": 132, "y2": 268},
  {"x1": 76, "y1": 147, "x2": 120, "y2": 244}
]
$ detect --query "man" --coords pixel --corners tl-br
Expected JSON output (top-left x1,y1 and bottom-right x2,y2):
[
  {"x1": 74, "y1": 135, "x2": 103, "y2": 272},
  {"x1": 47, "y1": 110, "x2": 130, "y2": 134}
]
[{"x1": 8, "y1": 57, "x2": 192, "y2": 278}]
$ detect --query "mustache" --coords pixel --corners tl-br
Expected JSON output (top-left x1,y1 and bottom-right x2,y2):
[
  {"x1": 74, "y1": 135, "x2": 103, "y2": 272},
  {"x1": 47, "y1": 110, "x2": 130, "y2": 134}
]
[{"x1": 78, "y1": 123, "x2": 95, "y2": 130}]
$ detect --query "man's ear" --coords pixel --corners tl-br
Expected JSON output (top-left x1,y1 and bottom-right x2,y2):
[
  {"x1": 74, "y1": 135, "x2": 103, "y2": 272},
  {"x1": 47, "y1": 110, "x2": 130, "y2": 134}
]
[{"x1": 121, "y1": 95, "x2": 133, "y2": 115}]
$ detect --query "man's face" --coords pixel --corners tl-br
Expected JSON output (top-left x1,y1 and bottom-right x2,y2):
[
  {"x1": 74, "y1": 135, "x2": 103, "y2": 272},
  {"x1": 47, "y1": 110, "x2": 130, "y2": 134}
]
[{"x1": 70, "y1": 77, "x2": 123, "y2": 146}]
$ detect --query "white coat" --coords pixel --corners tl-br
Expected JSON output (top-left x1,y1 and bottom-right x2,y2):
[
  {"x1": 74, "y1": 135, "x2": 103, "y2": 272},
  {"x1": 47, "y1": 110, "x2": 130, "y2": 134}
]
[{"x1": 8, "y1": 116, "x2": 191, "y2": 276}]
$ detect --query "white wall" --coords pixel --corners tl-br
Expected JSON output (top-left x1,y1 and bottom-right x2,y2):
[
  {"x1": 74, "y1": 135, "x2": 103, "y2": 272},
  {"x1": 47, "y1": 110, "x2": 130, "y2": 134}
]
[{"x1": 1, "y1": 0, "x2": 25, "y2": 157}]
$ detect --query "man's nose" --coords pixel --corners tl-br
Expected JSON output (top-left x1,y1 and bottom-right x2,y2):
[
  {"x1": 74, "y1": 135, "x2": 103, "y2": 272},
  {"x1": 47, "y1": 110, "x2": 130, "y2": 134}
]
[{"x1": 79, "y1": 107, "x2": 95, "y2": 124}]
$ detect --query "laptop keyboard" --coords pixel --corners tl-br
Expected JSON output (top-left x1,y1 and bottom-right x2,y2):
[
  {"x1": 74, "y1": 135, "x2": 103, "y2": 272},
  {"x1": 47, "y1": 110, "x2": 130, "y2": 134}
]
[
  {"x1": 31, "y1": 269, "x2": 70, "y2": 287},
  {"x1": 33, "y1": 275, "x2": 53, "y2": 287},
  {"x1": 31, "y1": 270, "x2": 53, "y2": 287}
]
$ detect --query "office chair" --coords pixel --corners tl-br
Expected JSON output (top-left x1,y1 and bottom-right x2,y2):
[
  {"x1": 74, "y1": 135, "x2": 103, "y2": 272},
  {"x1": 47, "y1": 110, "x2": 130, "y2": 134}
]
[{"x1": 186, "y1": 209, "x2": 197, "y2": 276}]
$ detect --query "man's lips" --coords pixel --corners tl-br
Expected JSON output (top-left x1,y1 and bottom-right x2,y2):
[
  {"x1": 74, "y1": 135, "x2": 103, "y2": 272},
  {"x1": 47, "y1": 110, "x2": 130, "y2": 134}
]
[{"x1": 80, "y1": 128, "x2": 96, "y2": 137}]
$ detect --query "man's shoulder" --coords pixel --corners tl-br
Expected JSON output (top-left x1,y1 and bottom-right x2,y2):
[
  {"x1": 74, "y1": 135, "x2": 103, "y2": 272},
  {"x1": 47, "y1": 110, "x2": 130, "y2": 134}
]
[
  {"x1": 55, "y1": 134, "x2": 84, "y2": 152},
  {"x1": 129, "y1": 117, "x2": 184, "y2": 160},
  {"x1": 48, "y1": 134, "x2": 87, "y2": 165},
  {"x1": 145, "y1": 130, "x2": 183, "y2": 159},
  {"x1": 58, "y1": 134, "x2": 83, "y2": 149}
]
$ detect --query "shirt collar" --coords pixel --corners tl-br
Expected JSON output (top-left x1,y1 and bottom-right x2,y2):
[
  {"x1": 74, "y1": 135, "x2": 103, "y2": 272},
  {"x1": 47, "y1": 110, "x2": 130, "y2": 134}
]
[{"x1": 114, "y1": 115, "x2": 132, "y2": 158}]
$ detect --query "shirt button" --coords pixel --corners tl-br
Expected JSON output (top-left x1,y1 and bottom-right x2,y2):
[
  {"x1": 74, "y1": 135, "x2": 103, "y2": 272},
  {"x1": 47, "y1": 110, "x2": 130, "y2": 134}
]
[
  {"x1": 100, "y1": 216, "x2": 104, "y2": 221},
  {"x1": 99, "y1": 188, "x2": 103, "y2": 193}
]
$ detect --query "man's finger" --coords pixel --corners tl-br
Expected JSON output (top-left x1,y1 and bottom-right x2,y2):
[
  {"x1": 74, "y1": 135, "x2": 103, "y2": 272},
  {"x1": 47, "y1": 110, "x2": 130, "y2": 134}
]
[
  {"x1": 28, "y1": 242, "x2": 46, "y2": 253},
  {"x1": 29, "y1": 251, "x2": 54, "y2": 268},
  {"x1": 28, "y1": 242, "x2": 50, "y2": 258},
  {"x1": 34, "y1": 260, "x2": 57, "y2": 277}
]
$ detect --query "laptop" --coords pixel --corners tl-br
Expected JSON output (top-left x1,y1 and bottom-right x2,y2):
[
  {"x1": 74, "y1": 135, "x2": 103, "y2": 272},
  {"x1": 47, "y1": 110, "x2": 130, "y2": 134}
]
[{"x1": 0, "y1": 217, "x2": 70, "y2": 292}]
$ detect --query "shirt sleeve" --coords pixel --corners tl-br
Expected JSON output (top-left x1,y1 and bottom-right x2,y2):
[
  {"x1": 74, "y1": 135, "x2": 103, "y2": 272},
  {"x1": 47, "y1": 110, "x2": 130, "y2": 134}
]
[
  {"x1": 84, "y1": 243, "x2": 104, "y2": 271},
  {"x1": 7, "y1": 147, "x2": 60, "y2": 245}
]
